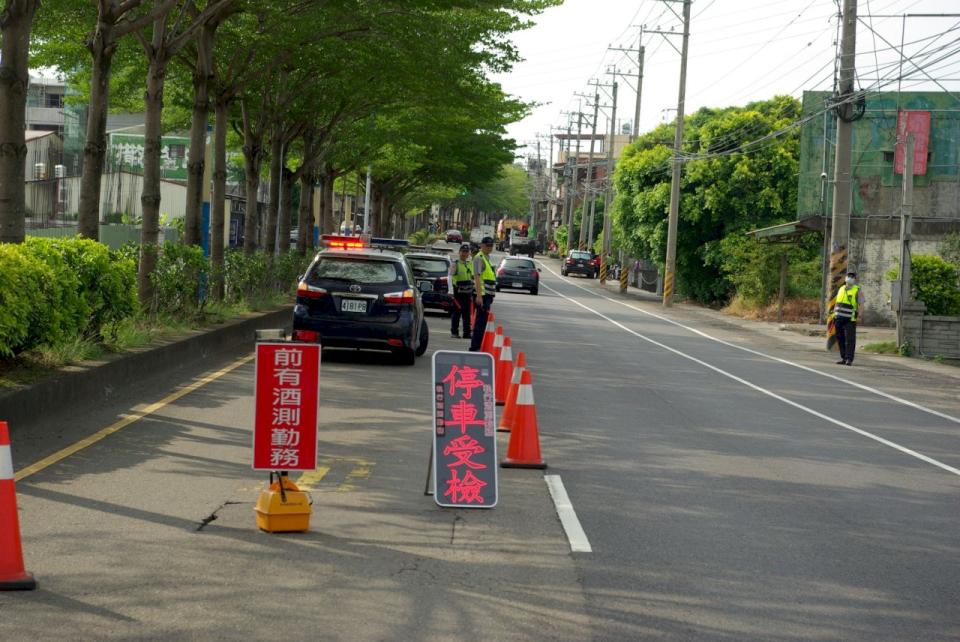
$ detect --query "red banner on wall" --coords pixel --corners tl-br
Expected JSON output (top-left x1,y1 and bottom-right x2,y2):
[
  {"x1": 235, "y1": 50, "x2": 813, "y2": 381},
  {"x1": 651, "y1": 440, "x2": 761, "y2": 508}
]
[
  {"x1": 253, "y1": 342, "x2": 320, "y2": 471},
  {"x1": 894, "y1": 110, "x2": 930, "y2": 175}
]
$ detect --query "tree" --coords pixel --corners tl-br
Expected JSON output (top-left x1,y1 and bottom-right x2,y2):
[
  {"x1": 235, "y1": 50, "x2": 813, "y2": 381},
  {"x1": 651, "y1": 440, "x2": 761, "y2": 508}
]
[{"x1": 0, "y1": 0, "x2": 40, "y2": 244}]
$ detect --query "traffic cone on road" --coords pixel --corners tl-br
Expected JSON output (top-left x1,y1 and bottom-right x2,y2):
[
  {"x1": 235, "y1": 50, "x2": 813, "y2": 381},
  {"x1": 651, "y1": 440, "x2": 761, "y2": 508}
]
[
  {"x1": 495, "y1": 337, "x2": 514, "y2": 406},
  {"x1": 498, "y1": 352, "x2": 526, "y2": 432},
  {"x1": 480, "y1": 313, "x2": 496, "y2": 353},
  {"x1": 490, "y1": 326, "x2": 504, "y2": 361},
  {"x1": 501, "y1": 370, "x2": 547, "y2": 469},
  {"x1": 0, "y1": 422, "x2": 36, "y2": 591}
]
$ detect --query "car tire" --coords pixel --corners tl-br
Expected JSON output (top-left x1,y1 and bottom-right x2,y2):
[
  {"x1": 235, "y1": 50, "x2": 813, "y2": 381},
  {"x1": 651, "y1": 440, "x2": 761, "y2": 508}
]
[
  {"x1": 415, "y1": 319, "x2": 429, "y2": 357},
  {"x1": 530, "y1": 287, "x2": 538, "y2": 295},
  {"x1": 495, "y1": 285, "x2": 501, "y2": 292}
]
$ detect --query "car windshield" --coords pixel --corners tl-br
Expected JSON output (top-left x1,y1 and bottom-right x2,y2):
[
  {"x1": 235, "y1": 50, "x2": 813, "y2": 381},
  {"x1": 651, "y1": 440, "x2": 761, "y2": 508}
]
[
  {"x1": 407, "y1": 258, "x2": 449, "y2": 275},
  {"x1": 570, "y1": 251, "x2": 592, "y2": 260},
  {"x1": 502, "y1": 259, "x2": 535, "y2": 270},
  {"x1": 309, "y1": 258, "x2": 402, "y2": 284}
]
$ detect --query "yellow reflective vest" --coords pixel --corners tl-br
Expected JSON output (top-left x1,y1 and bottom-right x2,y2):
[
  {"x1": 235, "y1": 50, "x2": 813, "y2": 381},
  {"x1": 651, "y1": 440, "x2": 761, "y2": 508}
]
[
  {"x1": 475, "y1": 252, "x2": 496, "y2": 295},
  {"x1": 834, "y1": 284, "x2": 860, "y2": 319}
]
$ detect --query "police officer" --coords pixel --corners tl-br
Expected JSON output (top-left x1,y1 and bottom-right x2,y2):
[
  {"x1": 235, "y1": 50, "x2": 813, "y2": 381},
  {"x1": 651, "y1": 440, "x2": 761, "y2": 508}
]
[
  {"x1": 449, "y1": 244, "x2": 475, "y2": 338},
  {"x1": 469, "y1": 236, "x2": 497, "y2": 351},
  {"x1": 833, "y1": 269, "x2": 864, "y2": 365}
]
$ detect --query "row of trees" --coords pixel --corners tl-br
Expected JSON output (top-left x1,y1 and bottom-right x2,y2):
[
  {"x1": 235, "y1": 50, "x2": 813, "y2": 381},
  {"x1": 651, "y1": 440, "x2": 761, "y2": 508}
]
[
  {"x1": 0, "y1": 0, "x2": 555, "y2": 307},
  {"x1": 612, "y1": 95, "x2": 821, "y2": 305}
]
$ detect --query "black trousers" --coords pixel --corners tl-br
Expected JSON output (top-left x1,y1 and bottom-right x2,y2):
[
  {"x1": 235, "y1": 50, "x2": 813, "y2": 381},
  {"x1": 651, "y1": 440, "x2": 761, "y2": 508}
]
[
  {"x1": 451, "y1": 292, "x2": 473, "y2": 336},
  {"x1": 835, "y1": 317, "x2": 857, "y2": 363},
  {"x1": 469, "y1": 294, "x2": 494, "y2": 351}
]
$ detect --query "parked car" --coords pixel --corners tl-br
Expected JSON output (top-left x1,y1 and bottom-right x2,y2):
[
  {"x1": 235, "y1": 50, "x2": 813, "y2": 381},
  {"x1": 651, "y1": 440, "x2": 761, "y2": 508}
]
[
  {"x1": 445, "y1": 229, "x2": 463, "y2": 243},
  {"x1": 292, "y1": 247, "x2": 429, "y2": 365},
  {"x1": 560, "y1": 250, "x2": 597, "y2": 278},
  {"x1": 405, "y1": 252, "x2": 454, "y2": 315},
  {"x1": 495, "y1": 257, "x2": 539, "y2": 295}
]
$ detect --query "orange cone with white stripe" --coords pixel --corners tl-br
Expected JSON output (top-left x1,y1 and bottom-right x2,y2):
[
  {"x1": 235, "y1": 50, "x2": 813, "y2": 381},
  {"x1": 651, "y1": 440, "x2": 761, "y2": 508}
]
[
  {"x1": 0, "y1": 422, "x2": 36, "y2": 590},
  {"x1": 490, "y1": 326, "x2": 504, "y2": 361},
  {"x1": 480, "y1": 313, "x2": 496, "y2": 353},
  {"x1": 498, "y1": 352, "x2": 526, "y2": 432},
  {"x1": 501, "y1": 370, "x2": 547, "y2": 469},
  {"x1": 495, "y1": 337, "x2": 514, "y2": 406}
]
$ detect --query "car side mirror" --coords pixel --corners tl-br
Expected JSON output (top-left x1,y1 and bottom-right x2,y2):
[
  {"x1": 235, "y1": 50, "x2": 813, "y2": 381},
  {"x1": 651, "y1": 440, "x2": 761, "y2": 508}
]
[{"x1": 417, "y1": 280, "x2": 432, "y2": 292}]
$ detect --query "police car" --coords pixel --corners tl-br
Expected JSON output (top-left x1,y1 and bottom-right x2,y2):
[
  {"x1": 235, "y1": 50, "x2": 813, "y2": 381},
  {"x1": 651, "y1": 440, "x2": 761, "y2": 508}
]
[{"x1": 292, "y1": 236, "x2": 429, "y2": 365}]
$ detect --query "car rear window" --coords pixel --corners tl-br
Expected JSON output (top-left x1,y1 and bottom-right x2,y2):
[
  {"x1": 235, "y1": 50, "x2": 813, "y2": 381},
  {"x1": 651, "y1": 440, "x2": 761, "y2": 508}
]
[
  {"x1": 407, "y1": 257, "x2": 449, "y2": 275},
  {"x1": 570, "y1": 251, "x2": 592, "y2": 260},
  {"x1": 503, "y1": 259, "x2": 535, "y2": 269},
  {"x1": 309, "y1": 258, "x2": 402, "y2": 284}
]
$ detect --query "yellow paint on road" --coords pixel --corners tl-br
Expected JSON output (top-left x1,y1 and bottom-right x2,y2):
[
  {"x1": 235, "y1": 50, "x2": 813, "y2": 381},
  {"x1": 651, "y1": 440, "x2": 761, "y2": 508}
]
[
  {"x1": 336, "y1": 460, "x2": 375, "y2": 492},
  {"x1": 295, "y1": 466, "x2": 331, "y2": 490},
  {"x1": 14, "y1": 354, "x2": 255, "y2": 482}
]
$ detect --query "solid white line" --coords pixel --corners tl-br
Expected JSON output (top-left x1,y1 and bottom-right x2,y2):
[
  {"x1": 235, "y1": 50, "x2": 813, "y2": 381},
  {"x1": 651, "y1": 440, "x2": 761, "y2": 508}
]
[
  {"x1": 545, "y1": 475, "x2": 593, "y2": 553},
  {"x1": 539, "y1": 280, "x2": 960, "y2": 478},
  {"x1": 538, "y1": 262, "x2": 960, "y2": 427}
]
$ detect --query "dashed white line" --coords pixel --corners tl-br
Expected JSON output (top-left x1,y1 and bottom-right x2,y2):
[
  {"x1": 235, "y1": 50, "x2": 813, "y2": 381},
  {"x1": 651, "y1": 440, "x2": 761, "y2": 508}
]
[
  {"x1": 538, "y1": 279, "x2": 960, "y2": 479},
  {"x1": 537, "y1": 262, "x2": 960, "y2": 427},
  {"x1": 545, "y1": 475, "x2": 592, "y2": 553}
]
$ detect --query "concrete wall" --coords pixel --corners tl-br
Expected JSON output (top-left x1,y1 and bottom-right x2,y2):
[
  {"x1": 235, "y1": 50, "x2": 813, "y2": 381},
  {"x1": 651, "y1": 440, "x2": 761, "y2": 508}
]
[
  {"x1": 27, "y1": 224, "x2": 180, "y2": 248},
  {"x1": 899, "y1": 300, "x2": 960, "y2": 359}
]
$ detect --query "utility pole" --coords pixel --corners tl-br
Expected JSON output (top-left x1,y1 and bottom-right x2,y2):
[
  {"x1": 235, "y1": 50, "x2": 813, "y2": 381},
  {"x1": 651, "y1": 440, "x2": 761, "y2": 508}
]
[
  {"x1": 896, "y1": 133, "x2": 914, "y2": 347},
  {"x1": 600, "y1": 78, "x2": 618, "y2": 284},
  {"x1": 579, "y1": 91, "x2": 600, "y2": 250},
  {"x1": 609, "y1": 27, "x2": 645, "y2": 141},
  {"x1": 563, "y1": 121, "x2": 573, "y2": 249},
  {"x1": 827, "y1": 0, "x2": 858, "y2": 314},
  {"x1": 363, "y1": 166, "x2": 372, "y2": 234},
  {"x1": 661, "y1": 0, "x2": 691, "y2": 306},
  {"x1": 568, "y1": 109, "x2": 584, "y2": 245}
]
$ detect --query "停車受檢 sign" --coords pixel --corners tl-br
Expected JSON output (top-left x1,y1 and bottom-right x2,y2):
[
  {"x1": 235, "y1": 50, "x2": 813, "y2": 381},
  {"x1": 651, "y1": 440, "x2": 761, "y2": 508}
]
[{"x1": 432, "y1": 350, "x2": 498, "y2": 507}]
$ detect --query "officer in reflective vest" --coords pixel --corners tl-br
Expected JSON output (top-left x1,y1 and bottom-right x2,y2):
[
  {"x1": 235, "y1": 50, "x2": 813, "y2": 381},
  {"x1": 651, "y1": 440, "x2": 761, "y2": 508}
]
[
  {"x1": 832, "y1": 270, "x2": 864, "y2": 365},
  {"x1": 469, "y1": 236, "x2": 497, "y2": 351},
  {"x1": 449, "y1": 244, "x2": 475, "y2": 338}
]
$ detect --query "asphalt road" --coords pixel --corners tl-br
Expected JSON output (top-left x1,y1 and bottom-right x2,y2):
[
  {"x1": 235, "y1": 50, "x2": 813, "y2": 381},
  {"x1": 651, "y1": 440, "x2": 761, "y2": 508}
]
[{"x1": 2, "y1": 252, "x2": 959, "y2": 641}]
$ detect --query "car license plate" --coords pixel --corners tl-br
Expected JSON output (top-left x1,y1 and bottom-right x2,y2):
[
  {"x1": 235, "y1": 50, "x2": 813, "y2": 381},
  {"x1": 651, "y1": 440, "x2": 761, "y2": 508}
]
[
  {"x1": 416, "y1": 280, "x2": 432, "y2": 291},
  {"x1": 512, "y1": 281, "x2": 523, "y2": 288},
  {"x1": 341, "y1": 299, "x2": 367, "y2": 313}
]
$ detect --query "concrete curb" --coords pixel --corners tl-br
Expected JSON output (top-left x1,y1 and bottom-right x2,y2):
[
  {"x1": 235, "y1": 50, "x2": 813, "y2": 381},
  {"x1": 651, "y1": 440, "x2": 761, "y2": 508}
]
[{"x1": 0, "y1": 307, "x2": 292, "y2": 429}]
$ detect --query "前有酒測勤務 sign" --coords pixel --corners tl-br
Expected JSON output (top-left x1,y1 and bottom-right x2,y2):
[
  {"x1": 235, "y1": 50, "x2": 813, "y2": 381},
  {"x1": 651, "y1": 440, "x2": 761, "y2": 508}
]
[
  {"x1": 252, "y1": 342, "x2": 320, "y2": 471},
  {"x1": 432, "y1": 350, "x2": 498, "y2": 507}
]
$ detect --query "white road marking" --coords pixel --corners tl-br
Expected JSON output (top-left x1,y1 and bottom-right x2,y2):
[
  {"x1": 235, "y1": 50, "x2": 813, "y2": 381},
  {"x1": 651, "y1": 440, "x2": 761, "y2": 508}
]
[
  {"x1": 544, "y1": 475, "x2": 593, "y2": 553},
  {"x1": 539, "y1": 280, "x2": 960, "y2": 479},
  {"x1": 538, "y1": 262, "x2": 960, "y2": 427}
]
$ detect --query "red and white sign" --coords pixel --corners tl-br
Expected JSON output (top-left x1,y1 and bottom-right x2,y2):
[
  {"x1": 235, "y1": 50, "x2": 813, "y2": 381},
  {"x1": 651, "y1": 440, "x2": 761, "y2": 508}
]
[
  {"x1": 894, "y1": 110, "x2": 930, "y2": 176},
  {"x1": 252, "y1": 342, "x2": 320, "y2": 471}
]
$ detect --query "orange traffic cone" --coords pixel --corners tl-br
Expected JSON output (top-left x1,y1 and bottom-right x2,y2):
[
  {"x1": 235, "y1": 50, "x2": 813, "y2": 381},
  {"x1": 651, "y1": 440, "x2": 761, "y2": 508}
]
[
  {"x1": 0, "y1": 422, "x2": 36, "y2": 590},
  {"x1": 498, "y1": 352, "x2": 526, "y2": 432},
  {"x1": 480, "y1": 313, "x2": 496, "y2": 353},
  {"x1": 495, "y1": 337, "x2": 514, "y2": 406},
  {"x1": 490, "y1": 326, "x2": 504, "y2": 360},
  {"x1": 501, "y1": 370, "x2": 547, "y2": 469}
]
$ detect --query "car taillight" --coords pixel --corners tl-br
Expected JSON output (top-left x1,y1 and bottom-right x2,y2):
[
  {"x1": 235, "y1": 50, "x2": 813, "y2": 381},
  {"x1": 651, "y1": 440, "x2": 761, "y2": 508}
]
[
  {"x1": 293, "y1": 329, "x2": 319, "y2": 342},
  {"x1": 566, "y1": 258, "x2": 574, "y2": 264},
  {"x1": 438, "y1": 276, "x2": 449, "y2": 290},
  {"x1": 297, "y1": 281, "x2": 327, "y2": 298},
  {"x1": 497, "y1": 268, "x2": 505, "y2": 276},
  {"x1": 384, "y1": 288, "x2": 415, "y2": 305}
]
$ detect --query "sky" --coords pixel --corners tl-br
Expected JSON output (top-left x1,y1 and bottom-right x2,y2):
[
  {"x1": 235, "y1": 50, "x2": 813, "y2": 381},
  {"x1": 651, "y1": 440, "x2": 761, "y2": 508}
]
[{"x1": 492, "y1": 0, "x2": 960, "y2": 163}]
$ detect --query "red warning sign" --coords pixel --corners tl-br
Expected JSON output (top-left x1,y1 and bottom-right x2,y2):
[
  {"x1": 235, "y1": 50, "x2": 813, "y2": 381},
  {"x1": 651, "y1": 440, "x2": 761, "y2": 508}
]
[{"x1": 895, "y1": 110, "x2": 930, "y2": 176}]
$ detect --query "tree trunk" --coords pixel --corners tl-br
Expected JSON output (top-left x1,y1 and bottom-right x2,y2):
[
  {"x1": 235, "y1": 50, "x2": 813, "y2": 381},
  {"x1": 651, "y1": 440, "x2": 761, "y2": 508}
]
[
  {"x1": 321, "y1": 168, "x2": 335, "y2": 234},
  {"x1": 0, "y1": 0, "x2": 38, "y2": 243},
  {"x1": 138, "y1": 57, "x2": 166, "y2": 308},
  {"x1": 183, "y1": 21, "x2": 216, "y2": 246},
  {"x1": 263, "y1": 133, "x2": 282, "y2": 254},
  {"x1": 77, "y1": 23, "x2": 116, "y2": 240},
  {"x1": 241, "y1": 121, "x2": 262, "y2": 255},
  {"x1": 210, "y1": 98, "x2": 228, "y2": 299},
  {"x1": 279, "y1": 166, "x2": 293, "y2": 254},
  {"x1": 296, "y1": 173, "x2": 313, "y2": 255},
  {"x1": 378, "y1": 193, "x2": 389, "y2": 237}
]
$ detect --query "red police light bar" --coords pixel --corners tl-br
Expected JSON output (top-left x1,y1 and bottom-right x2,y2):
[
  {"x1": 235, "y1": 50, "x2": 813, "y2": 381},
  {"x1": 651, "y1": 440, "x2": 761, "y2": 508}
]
[{"x1": 321, "y1": 234, "x2": 367, "y2": 250}]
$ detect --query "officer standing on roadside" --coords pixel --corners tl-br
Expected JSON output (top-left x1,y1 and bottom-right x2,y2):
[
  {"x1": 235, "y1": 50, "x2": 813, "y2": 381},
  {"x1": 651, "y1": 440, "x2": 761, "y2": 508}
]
[
  {"x1": 832, "y1": 269, "x2": 864, "y2": 365},
  {"x1": 449, "y1": 244, "x2": 475, "y2": 338},
  {"x1": 469, "y1": 236, "x2": 497, "y2": 351}
]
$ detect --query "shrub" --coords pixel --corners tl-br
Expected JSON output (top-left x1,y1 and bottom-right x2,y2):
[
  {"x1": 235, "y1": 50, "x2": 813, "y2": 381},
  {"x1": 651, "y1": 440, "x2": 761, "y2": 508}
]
[
  {"x1": 152, "y1": 242, "x2": 208, "y2": 314},
  {"x1": 910, "y1": 254, "x2": 960, "y2": 315},
  {"x1": 0, "y1": 246, "x2": 51, "y2": 356}
]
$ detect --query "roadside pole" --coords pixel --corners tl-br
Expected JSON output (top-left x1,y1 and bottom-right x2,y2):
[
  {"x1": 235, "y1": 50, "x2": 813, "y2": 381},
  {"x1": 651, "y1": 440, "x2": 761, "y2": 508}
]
[
  {"x1": 580, "y1": 92, "x2": 600, "y2": 251},
  {"x1": 363, "y1": 166, "x2": 372, "y2": 234},
  {"x1": 600, "y1": 80, "x2": 617, "y2": 284},
  {"x1": 896, "y1": 133, "x2": 914, "y2": 347}
]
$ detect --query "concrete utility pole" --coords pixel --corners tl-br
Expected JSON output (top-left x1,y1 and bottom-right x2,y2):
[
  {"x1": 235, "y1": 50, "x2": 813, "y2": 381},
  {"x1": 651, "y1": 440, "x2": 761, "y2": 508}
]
[
  {"x1": 600, "y1": 79, "x2": 618, "y2": 284},
  {"x1": 661, "y1": 0, "x2": 691, "y2": 306},
  {"x1": 610, "y1": 27, "x2": 645, "y2": 141},
  {"x1": 580, "y1": 92, "x2": 600, "y2": 250},
  {"x1": 563, "y1": 121, "x2": 573, "y2": 247},
  {"x1": 896, "y1": 133, "x2": 914, "y2": 347},
  {"x1": 569, "y1": 108, "x2": 584, "y2": 245},
  {"x1": 363, "y1": 166, "x2": 372, "y2": 234},
  {"x1": 827, "y1": 0, "x2": 858, "y2": 312}
]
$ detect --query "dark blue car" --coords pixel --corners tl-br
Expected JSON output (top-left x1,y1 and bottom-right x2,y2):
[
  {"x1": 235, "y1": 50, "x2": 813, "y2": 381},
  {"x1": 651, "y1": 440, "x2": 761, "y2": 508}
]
[
  {"x1": 405, "y1": 252, "x2": 454, "y2": 316},
  {"x1": 292, "y1": 248, "x2": 429, "y2": 365}
]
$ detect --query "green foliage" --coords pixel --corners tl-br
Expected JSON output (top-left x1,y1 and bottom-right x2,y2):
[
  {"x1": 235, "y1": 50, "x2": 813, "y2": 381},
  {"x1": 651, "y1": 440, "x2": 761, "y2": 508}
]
[
  {"x1": 554, "y1": 225, "x2": 568, "y2": 255},
  {"x1": 863, "y1": 341, "x2": 899, "y2": 355},
  {"x1": 910, "y1": 254, "x2": 960, "y2": 315},
  {"x1": 613, "y1": 96, "x2": 803, "y2": 304},
  {"x1": 0, "y1": 246, "x2": 50, "y2": 357},
  {"x1": 940, "y1": 232, "x2": 960, "y2": 267},
  {"x1": 408, "y1": 229, "x2": 444, "y2": 245},
  {"x1": 706, "y1": 234, "x2": 821, "y2": 306},
  {"x1": 151, "y1": 242, "x2": 209, "y2": 314},
  {"x1": 222, "y1": 250, "x2": 310, "y2": 307}
]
